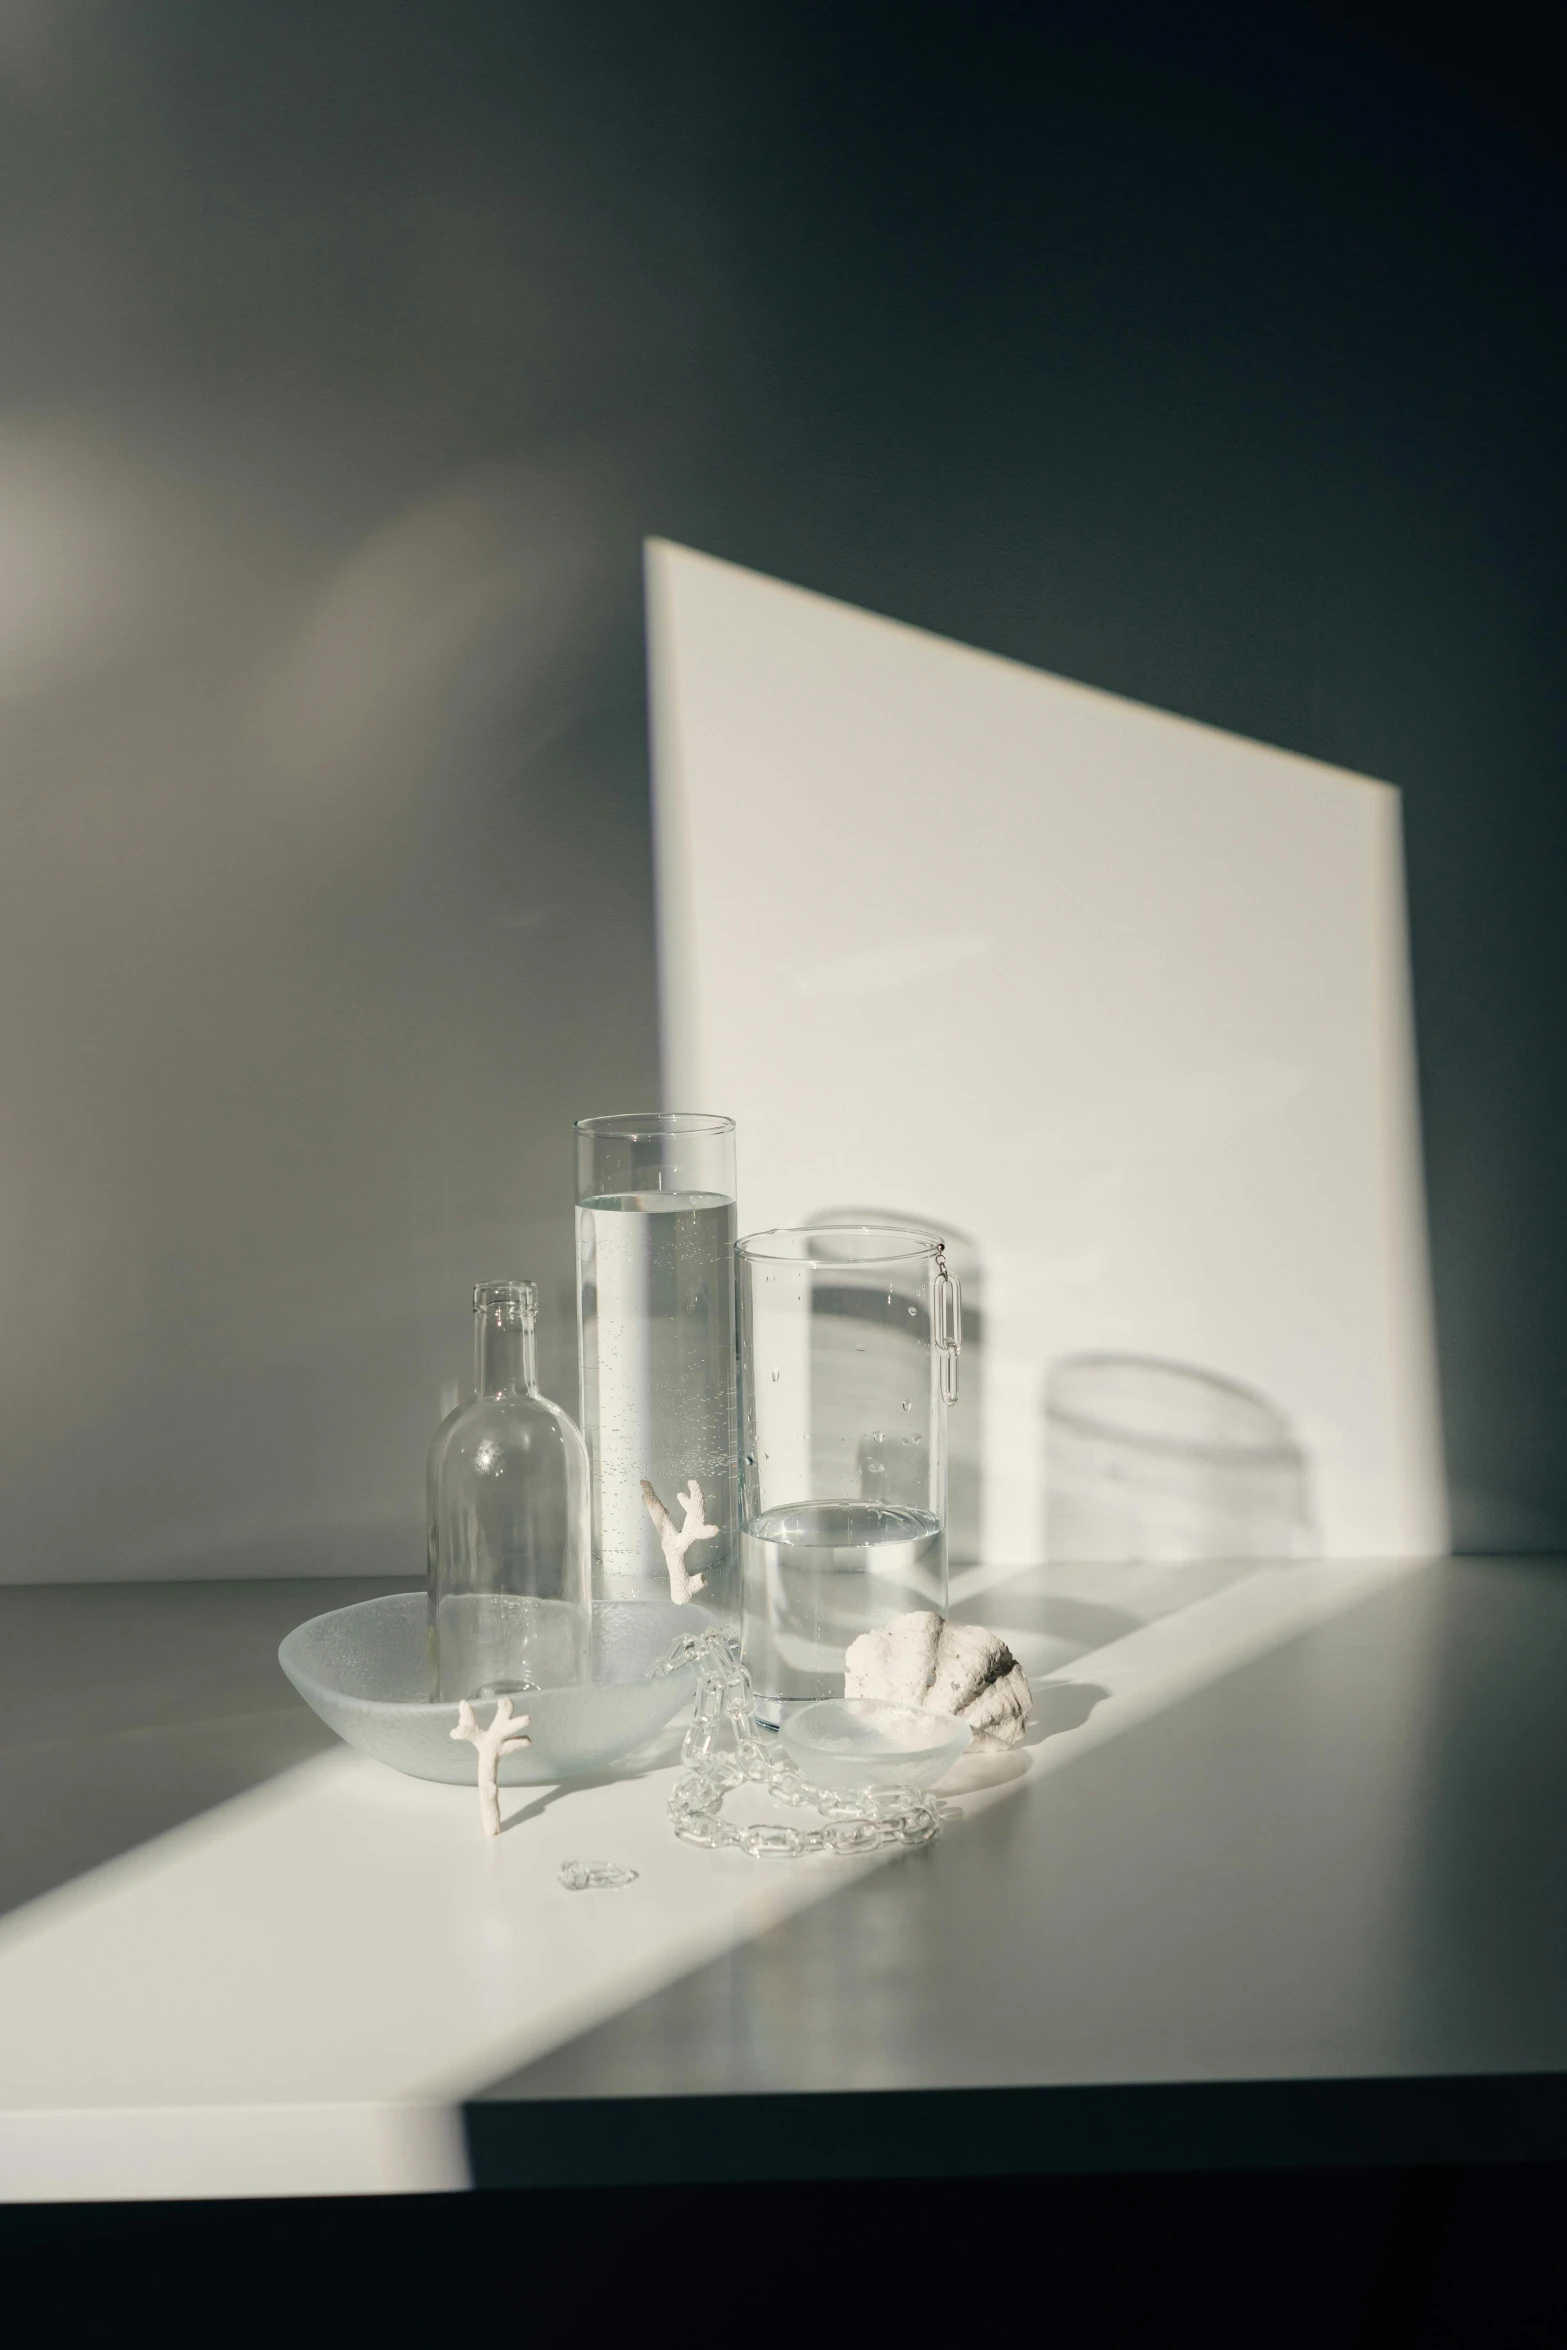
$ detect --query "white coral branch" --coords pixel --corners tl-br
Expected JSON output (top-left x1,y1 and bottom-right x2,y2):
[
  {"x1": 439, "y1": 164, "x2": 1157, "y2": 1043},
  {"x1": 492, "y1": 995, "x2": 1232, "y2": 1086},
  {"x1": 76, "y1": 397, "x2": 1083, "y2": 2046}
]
[
  {"x1": 451, "y1": 1695, "x2": 531, "y2": 1837},
  {"x1": 640, "y1": 1477, "x2": 717, "y2": 1603}
]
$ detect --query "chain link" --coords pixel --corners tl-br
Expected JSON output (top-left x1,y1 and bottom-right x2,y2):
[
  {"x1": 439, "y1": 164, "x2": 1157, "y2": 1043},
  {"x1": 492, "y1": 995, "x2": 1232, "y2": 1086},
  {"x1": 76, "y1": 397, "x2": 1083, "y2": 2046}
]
[
  {"x1": 558, "y1": 1860, "x2": 640, "y2": 1890},
  {"x1": 656, "y1": 1629, "x2": 946, "y2": 1859}
]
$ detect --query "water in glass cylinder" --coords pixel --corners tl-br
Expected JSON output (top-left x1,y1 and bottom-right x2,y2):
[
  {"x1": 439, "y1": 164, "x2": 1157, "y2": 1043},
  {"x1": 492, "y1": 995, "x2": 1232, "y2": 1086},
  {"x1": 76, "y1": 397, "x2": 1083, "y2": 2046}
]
[
  {"x1": 577, "y1": 1191, "x2": 737, "y2": 1610},
  {"x1": 741, "y1": 1498, "x2": 944, "y2": 1718}
]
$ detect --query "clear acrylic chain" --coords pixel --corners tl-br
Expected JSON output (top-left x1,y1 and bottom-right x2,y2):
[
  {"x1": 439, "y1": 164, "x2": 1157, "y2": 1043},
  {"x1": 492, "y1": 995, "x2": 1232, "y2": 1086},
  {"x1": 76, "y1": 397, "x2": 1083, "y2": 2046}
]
[{"x1": 655, "y1": 1628, "x2": 948, "y2": 1859}]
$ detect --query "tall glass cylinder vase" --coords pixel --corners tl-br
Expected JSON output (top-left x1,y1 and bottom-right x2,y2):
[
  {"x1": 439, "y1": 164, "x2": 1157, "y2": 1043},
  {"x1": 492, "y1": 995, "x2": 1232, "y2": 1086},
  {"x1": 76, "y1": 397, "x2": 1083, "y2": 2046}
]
[
  {"x1": 737, "y1": 1225, "x2": 960, "y2": 1723},
  {"x1": 575, "y1": 1113, "x2": 738, "y2": 1624}
]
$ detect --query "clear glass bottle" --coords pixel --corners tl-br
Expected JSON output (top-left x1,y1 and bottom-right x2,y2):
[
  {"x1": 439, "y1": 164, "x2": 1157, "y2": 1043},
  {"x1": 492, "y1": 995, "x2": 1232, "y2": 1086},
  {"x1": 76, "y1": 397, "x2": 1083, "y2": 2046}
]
[
  {"x1": 737, "y1": 1225, "x2": 960, "y2": 1723},
  {"x1": 427, "y1": 1280, "x2": 590, "y2": 1702},
  {"x1": 575, "y1": 1112, "x2": 738, "y2": 1623}
]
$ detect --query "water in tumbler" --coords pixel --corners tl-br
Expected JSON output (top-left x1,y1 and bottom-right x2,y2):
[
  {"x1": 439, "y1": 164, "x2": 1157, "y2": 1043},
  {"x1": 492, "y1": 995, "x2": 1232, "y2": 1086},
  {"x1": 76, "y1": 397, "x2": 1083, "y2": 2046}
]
[
  {"x1": 577, "y1": 1191, "x2": 737, "y2": 1611},
  {"x1": 742, "y1": 1498, "x2": 945, "y2": 1717}
]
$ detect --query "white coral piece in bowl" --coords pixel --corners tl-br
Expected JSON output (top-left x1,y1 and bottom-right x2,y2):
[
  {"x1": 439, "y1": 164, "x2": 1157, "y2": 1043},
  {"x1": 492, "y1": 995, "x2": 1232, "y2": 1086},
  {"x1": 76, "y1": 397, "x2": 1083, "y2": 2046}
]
[{"x1": 844, "y1": 1611, "x2": 1033, "y2": 1751}]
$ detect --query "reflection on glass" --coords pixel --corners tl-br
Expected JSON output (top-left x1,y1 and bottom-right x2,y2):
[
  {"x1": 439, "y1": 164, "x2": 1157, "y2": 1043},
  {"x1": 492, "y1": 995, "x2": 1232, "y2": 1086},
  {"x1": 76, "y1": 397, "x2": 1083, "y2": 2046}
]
[
  {"x1": 812, "y1": 1208, "x2": 984, "y2": 1569},
  {"x1": 1045, "y1": 1354, "x2": 1314, "y2": 1564}
]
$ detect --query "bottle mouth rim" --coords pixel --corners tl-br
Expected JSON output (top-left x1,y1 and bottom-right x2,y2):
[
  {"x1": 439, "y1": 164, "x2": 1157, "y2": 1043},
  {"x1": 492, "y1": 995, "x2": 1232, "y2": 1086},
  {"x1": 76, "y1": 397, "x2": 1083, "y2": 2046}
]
[
  {"x1": 738, "y1": 1224, "x2": 944, "y2": 1270},
  {"x1": 473, "y1": 1280, "x2": 539, "y2": 1318},
  {"x1": 575, "y1": 1110, "x2": 734, "y2": 1140}
]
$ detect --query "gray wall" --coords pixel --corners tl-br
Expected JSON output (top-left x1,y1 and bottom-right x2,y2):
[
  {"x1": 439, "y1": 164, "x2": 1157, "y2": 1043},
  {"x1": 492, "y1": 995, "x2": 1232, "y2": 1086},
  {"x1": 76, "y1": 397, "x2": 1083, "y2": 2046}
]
[{"x1": 2, "y1": 4, "x2": 1562, "y2": 1578}]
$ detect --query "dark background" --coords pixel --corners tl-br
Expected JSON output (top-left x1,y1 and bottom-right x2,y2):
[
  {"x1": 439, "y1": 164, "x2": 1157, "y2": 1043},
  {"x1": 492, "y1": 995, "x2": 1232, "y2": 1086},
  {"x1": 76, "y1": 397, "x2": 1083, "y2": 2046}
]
[
  {"x1": 5, "y1": 2165, "x2": 1567, "y2": 2345},
  {"x1": 1, "y1": 0, "x2": 1561, "y2": 1572}
]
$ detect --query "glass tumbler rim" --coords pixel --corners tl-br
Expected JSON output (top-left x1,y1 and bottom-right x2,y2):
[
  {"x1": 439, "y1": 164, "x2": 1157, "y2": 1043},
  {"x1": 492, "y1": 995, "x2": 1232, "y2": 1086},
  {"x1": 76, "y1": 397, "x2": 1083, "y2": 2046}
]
[
  {"x1": 738, "y1": 1222, "x2": 946, "y2": 1269},
  {"x1": 574, "y1": 1109, "x2": 735, "y2": 1141}
]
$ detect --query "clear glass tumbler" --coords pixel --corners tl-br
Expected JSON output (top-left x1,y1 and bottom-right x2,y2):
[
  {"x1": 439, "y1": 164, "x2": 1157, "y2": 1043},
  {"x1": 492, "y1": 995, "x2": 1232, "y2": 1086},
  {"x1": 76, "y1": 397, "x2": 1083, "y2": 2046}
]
[
  {"x1": 575, "y1": 1112, "x2": 738, "y2": 1621},
  {"x1": 737, "y1": 1225, "x2": 961, "y2": 1723}
]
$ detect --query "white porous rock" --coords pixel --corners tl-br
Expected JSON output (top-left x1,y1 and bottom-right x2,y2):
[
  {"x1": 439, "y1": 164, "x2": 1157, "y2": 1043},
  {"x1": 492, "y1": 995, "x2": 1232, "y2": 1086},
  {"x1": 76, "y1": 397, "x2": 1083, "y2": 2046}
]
[
  {"x1": 925, "y1": 1623, "x2": 1011, "y2": 1717},
  {"x1": 843, "y1": 1611, "x2": 944, "y2": 1707},
  {"x1": 952, "y1": 1658, "x2": 1032, "y2": 1751},
  {"x1": 845, "y1": 1612, "x2": 1032, "y2": 1752}
]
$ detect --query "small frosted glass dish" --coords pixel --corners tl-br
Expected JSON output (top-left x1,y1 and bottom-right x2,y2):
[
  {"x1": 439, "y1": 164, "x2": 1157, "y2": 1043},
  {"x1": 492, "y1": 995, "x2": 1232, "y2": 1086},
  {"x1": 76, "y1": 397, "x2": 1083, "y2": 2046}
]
[
  {"x1": 279, "y1": 1592, "x2": 712, "y2": 1784},
  {"x1": 780, "y1": 1698, "x2": 972, "y2": 1791}
]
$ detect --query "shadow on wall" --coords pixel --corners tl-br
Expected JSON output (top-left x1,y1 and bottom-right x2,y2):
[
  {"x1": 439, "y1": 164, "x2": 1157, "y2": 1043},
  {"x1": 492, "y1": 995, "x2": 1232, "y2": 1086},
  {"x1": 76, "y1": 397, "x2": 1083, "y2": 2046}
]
[
  {"x1": 810, "y1": 1208, "x2": 983, "y2": 1569},
  {"x1": 1044, "y1": 1354, "x2": 1317, "y2": 1565},
  {"x1": 942, "y1": 1356, "x2": 1316, "y2": 1688},
  {"x1": 0, "y1": 420, "x2": 645, "y2": 1582}
]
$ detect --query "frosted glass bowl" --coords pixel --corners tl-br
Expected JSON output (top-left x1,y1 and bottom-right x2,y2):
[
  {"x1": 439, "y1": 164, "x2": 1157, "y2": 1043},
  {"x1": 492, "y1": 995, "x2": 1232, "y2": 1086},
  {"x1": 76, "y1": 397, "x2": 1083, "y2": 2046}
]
[
  {"x1": 279, "y1": 1593, "x2": 713, "y2": 1784},
  {"x1": 780, "y1": 1697, "x2": 972, "y2": 1790}
]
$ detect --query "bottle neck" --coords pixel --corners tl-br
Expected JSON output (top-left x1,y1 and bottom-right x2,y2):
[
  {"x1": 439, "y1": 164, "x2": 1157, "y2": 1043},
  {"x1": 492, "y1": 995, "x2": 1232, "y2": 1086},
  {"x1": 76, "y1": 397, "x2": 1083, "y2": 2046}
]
[{"x1": 475, "y1": 1304, "x2": 538, "y2": 1398}]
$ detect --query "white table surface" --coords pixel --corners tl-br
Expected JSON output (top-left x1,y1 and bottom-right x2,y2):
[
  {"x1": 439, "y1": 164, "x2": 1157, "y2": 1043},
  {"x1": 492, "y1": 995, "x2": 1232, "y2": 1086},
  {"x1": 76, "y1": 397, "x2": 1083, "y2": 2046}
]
[{"x1": 0, "y1": 1554, "x2": 1484, "y2": 2202}]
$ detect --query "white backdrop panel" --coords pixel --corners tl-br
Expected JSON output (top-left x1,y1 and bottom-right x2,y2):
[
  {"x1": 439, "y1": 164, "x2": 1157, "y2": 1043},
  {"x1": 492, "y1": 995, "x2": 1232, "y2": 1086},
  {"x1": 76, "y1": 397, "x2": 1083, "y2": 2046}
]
[{"x1": 647, "y1": 540, "x2": 1447, "y2": 1564}]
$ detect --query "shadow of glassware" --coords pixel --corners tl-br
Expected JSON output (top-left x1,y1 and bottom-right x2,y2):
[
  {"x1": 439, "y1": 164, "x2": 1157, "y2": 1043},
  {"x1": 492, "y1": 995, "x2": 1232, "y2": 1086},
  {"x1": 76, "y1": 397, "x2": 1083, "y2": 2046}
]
[
  {"x1": 941, "y1": 1682, "x2": 1110, "y2": 1792},
  {"x1": 950, "y1": 1590, "x2": 1141, "y2": 1649},
  {"x1": 940, "y1": 1746, "x2": 1028, "y2": 1796},
  {"x1": 1045, "y1": 1354, "x2": 1316, "y2": 1564},
  {"x1": 1028, "y1": 1679, "x2": 1111, "y2": 1739},
  {"x1": 810, "y1": 1208, "x2": 984, "y2": 1570}
]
